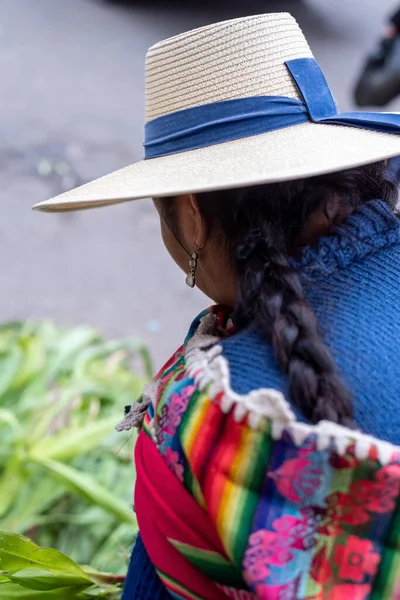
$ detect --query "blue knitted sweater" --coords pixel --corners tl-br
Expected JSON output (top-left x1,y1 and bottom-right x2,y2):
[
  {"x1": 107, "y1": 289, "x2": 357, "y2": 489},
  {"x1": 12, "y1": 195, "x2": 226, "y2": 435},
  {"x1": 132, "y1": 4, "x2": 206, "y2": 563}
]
[{"x1": 122, "y1": 200, "x2": 400, "y2": 599}]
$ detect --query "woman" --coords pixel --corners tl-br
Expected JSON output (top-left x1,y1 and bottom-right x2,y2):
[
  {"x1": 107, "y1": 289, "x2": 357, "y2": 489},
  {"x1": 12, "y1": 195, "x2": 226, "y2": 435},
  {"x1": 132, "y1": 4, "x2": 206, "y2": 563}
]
[{"x1": 35, "y1": 13, "x2": 400, "y2": 600}]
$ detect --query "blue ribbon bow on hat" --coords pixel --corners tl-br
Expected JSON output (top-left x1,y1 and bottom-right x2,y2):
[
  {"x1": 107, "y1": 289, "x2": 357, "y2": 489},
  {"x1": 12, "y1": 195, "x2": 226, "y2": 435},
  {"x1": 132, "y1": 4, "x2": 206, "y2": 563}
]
[{"x1": 144, "y1": 58, "x2": 400, "y2": 159}]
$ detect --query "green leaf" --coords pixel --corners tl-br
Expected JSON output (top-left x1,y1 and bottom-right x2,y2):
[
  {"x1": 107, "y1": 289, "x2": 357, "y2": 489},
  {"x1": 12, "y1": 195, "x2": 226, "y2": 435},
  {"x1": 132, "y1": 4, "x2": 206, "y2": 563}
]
[
  {"x1": 0, "y1": 409, "x2": 21, "y2": 438},
  {"x1": 44, "y1": 328, "x2": 101, "y2": 378},
  {"x1": 78, "y1": 586, "x2": 122, "y2": 599},
  {"x1": 0, "y1": 457, "x2": 24, "y2": 518},
  {"x1": 0, "y1": 581, "x2": 84, "y2": 599},
  {"x1": 88, "y1": 524, "x2": 133, "y2": 574},
  {"x1": 0, "y1": 530, "x2": 89, "y2": 577},
  {"x1": 12, "y1": 336, "x2": 46, "y2": 389},
  {"x1": 0, "y1": 346, "x2": 23, "y2": 397},
  {"x1": 1, "y1": 473, "x2": 65, "y2": 533},
  {"x1": 10, "y1": 568, "x2": 91, "y2": 591},
  {"x1": 30, "y1": 457, "x2": 136, "y2": 525},
  {"x1": 31, "y1": 416, "x2": 120, "y2": 462},
  {"x1": 26, "y1": 390, "x2": 76, "y2": 444}
]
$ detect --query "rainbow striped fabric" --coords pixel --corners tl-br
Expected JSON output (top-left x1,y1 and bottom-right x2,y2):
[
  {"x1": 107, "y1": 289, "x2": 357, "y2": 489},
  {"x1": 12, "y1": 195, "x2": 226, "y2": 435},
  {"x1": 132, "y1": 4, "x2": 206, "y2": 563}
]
[{"x1": 136, "y1": 306, "x2": 400, "y2": 599}]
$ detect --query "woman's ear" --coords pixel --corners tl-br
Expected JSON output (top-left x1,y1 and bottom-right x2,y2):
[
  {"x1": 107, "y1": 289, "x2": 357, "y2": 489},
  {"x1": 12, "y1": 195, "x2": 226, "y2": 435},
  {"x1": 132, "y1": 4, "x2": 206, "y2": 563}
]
[
  {"x1": 173, "y1": 194, "x2": 207, "y2": 252},
  {"x1": 189, "y1": 194, "x2": 208, "y2": 249}
]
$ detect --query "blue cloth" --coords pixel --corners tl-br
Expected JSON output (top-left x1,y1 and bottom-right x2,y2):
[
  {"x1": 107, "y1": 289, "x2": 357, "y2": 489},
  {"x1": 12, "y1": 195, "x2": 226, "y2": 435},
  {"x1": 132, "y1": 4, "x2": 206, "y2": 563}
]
[
  {"x1": 222, "y1": 200, "x2": 400, "y2": 444},
  {"x1": 122, "y1": 535, "x2": 171, "y2": 600},
  {"x1": 144, "y1": 58, "x2": 400, "y2": 158},
  {"x1": 124, "y1": 200, "x2": 400, "y2": 597}
]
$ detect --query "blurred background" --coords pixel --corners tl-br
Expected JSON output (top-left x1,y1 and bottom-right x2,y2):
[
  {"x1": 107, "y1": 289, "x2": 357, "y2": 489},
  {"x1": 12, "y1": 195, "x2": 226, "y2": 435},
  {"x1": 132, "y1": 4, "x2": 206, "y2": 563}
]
[{"x1": 1, "y1": 0, "x2": 400, "y2": 368}]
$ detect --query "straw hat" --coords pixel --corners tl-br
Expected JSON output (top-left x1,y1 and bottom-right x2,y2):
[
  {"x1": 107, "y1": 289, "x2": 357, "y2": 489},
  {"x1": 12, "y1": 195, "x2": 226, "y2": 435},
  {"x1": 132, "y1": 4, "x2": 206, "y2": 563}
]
[{"x1": 34, "y1": 13, "x2": 400, "y2": 213}]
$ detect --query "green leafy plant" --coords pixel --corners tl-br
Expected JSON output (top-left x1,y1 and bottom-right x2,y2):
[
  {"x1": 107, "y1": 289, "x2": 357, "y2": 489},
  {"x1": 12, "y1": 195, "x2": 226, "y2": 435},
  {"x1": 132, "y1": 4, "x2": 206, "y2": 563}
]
[
  {"x1": 0, "y1": 530, "x2": 123, "y2": 599},
  {"x1": 0, "y1": 321, "x2": 151, "y2": 578}
]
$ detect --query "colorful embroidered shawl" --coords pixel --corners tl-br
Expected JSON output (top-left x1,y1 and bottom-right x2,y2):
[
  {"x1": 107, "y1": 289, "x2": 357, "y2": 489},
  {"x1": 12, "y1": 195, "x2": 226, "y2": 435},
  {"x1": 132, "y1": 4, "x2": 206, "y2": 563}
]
[{"x1": 134, "y1": 306, "x2": 400, "y2": 599}]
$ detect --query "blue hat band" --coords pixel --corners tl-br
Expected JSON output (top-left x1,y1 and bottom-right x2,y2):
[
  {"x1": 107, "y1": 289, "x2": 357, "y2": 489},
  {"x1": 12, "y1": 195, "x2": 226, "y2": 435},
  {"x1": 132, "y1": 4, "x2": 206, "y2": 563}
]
[{"x1": 144, "y1": 58, "x2": 400, "y2": 160}]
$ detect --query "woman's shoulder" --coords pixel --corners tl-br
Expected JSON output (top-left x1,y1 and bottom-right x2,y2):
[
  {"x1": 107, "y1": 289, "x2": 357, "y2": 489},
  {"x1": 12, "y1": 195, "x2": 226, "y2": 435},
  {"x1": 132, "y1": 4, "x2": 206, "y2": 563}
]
[
  {"x1": 140, "y1": 304, "x2": 399, "y2": 454},
  {"x1": 149, "y1": 304, "x2": 290, "y2": 421},
  {"x1": 143, "y1": 304, "x2": 400, "y2": 487}
]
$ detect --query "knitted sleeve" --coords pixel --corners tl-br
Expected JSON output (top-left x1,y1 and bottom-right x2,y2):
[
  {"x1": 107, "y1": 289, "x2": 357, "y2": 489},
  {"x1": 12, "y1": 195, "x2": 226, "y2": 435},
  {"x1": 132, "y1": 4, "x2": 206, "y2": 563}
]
[{"x1": 122, "y1": 535, "x2": 171, "y2": 600}]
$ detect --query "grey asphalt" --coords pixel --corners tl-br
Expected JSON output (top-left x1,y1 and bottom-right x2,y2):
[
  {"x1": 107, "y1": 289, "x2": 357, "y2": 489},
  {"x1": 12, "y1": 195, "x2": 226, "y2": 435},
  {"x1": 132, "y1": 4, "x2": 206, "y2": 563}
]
[{"x1": 1, "y1": 0, "x2": 399, "y2": 369}]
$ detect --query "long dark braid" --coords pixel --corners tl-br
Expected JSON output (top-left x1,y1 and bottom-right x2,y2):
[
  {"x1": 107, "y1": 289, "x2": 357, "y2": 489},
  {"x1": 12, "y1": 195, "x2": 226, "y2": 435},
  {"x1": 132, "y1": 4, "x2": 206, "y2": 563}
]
[
  {"x1": 163, "y1": 162, "x2": 398, "y2": 425},
  {"x1": 231, "y1": 218, "x2": 355, "y2": 426}
]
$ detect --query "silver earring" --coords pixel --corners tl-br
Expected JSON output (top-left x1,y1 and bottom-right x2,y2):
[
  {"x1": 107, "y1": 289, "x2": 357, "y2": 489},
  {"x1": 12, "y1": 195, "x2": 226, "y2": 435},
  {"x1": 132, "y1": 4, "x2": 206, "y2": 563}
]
[{"x1": 185, "y1": 250, "x2": 199, "y2": 288}]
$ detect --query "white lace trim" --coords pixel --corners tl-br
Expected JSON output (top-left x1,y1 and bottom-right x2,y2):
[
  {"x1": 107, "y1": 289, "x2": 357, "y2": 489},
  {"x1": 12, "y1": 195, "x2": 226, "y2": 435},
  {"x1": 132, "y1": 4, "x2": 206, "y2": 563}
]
[{"x1": 185, "y1": 318, "x2": 400, "y2": 466}]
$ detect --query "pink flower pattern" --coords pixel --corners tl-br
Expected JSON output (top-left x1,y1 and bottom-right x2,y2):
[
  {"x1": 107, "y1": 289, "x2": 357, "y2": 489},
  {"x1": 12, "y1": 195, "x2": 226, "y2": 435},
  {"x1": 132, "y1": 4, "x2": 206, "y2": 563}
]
[
  {"x1": 242, "y1": 452, "x2": 400, "y2": 598},
  {"x1": 164, "y1": 447, "x2": 184, "y2": 482},
  {"x1": 268, "y1": 455, "x2": 323, "y2": 503},
  {"x1": 334, "y1": 536, "x2": 380, "y2": 583}
]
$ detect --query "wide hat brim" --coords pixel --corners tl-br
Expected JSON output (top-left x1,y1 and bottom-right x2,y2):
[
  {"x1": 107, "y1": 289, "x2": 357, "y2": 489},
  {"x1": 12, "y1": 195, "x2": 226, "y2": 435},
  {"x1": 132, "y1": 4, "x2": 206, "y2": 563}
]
[{"x1": 33, "y1": 121, "x2": 400, "y2": 212}]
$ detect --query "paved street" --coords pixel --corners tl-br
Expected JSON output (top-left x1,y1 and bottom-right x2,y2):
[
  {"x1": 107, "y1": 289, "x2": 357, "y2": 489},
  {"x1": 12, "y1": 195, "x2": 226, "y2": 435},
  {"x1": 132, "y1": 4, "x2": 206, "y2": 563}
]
[{"x1": 0, "y1": 0, "x2": 399, "y2": 368}]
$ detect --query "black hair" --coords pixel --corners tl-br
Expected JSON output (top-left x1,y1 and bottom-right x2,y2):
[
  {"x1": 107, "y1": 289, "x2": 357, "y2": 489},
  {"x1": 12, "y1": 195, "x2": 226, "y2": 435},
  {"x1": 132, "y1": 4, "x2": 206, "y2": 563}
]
[{"x1": 159, "y1": 162, "x2": 398, "y2": 426}]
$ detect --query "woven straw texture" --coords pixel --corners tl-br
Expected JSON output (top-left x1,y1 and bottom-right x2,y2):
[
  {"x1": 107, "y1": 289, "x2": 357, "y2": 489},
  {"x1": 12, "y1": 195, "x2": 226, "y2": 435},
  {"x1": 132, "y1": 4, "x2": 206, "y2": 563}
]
[
  {"x1": 34, "y1": 13, "x2": 400, "y2": 212},
  {"x1": 145, "y1": 13, "x2": 312, "y2": 121}
]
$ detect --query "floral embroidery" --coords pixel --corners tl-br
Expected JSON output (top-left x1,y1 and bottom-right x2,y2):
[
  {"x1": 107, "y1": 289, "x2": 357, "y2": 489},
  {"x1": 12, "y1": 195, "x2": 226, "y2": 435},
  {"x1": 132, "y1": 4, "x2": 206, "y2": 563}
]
[
  {"x1": 310, "y1": 546, "x2": 332, "y2": 585},
  {"x1": 334, "y1": 536, "x2": 380, "y2": 583},
  {"x1": 164, "y1": 447, "x2": 184, "y2": 482},
  {"x1": 376, "y1": 463, "x2": 400, "y2": 485},
  {"x1": 268, "y1": 456, "x2": 323, "y2": 503},
  {"x1": 245, "y1": 530, "x2": 294, "y2": 571},
  {"x1": 318, "y1": 492, "x2": 349, "y2": 534},
  {"x1": 216, "y1": 585, "x2": 256, "y2": 599},
  {"x1": 253, "y1": 577, "x2": 301, "y2": 600},
  {"x1": 243, "y1": 561, "x2": 270, "y2": 586},
  {"x1": 160, "y1": 392, "x2": 187, "y2": 437},
  {"x1": 317, "y1": 464, "x2": 400, "y2": 535},
  {"x1": 244, "y1": 448, "x2": 399, "y2": 597},
  {"x1": 164, "y1": 386, "x2": 196, "y2": 436},
  {"x1": 349, "y1": 479, "x2": 397, "y2": 516},
  {"x1": 272, "y1": 510, "x2": 318, "y2": 551}
]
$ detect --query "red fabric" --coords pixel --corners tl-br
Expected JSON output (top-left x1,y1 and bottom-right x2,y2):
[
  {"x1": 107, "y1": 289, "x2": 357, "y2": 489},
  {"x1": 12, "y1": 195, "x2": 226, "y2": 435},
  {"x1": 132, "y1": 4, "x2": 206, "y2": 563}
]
[{"x1": 135, "y1": 431, "x2": 228, "y2": 599}]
